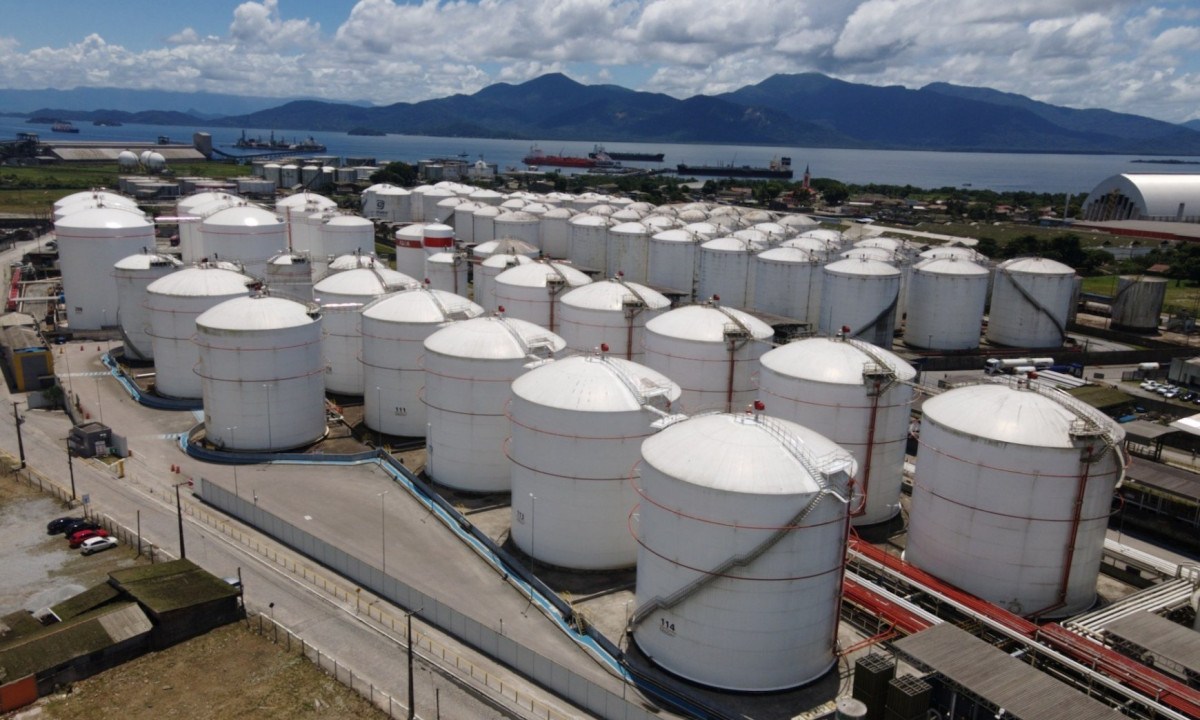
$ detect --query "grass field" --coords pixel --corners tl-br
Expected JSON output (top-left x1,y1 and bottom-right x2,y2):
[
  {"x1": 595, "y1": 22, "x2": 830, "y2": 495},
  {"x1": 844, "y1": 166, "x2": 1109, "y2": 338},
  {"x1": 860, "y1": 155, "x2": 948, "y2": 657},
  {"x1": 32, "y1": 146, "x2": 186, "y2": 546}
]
[{"x1": 1080, "y1": 274, "x2": 1200, "y2": 312}]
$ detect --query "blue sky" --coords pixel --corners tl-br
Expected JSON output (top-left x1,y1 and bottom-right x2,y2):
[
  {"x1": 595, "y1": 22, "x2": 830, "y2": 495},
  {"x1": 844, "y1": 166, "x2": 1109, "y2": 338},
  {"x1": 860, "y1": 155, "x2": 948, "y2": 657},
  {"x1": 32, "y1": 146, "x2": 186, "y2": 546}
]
[{"x1": 1, "y1": 0, "x2": 1198, "y2": 123}]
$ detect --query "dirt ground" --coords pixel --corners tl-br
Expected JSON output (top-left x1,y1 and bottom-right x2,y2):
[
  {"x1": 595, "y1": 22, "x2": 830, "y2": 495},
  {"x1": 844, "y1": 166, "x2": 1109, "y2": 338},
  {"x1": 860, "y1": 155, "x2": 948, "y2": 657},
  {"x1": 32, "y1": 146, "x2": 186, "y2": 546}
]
[{"x1": 1, "y1": 466, "x2": 386, "y2": 720}]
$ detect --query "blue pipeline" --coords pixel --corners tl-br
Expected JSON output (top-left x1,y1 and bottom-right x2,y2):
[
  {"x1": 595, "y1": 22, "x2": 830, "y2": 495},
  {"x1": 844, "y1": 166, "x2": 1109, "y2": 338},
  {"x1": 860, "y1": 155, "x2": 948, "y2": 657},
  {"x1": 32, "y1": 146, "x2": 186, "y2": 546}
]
[{"x1": 101, "y1": 353, "x2": 203, "y2": 411}]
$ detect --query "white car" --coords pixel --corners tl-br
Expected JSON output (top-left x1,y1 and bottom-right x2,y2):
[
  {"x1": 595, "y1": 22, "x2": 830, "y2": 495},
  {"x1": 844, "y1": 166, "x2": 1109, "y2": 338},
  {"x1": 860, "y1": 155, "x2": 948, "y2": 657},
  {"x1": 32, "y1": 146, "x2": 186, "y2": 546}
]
[{"x1": 80, "y1": 536, "x2": 118, "y2": 555}]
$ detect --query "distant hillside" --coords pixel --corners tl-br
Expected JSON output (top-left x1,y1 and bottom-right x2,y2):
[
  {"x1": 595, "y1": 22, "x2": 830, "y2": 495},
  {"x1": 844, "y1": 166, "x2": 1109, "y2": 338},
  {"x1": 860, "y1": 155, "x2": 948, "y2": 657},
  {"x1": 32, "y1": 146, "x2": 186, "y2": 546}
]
[
  {"x1": 8, "y1": 74, "x2": 1199, "y2": 154},
  {"x1": 0, "y1": 87, "x2": 350, "y2": 116},
  {"x1": 1184, "y1": 119, "x2": 1200, "y2": 133}
]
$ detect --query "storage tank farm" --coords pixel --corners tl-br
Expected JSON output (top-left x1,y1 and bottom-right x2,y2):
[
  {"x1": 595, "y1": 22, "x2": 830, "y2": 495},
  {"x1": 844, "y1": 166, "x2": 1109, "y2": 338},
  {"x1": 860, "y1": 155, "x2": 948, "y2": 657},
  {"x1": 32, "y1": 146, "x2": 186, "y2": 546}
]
[
  {"x1": 567, "y1": 213, "x2": 611, "y2": 272},
  {"x1": 492, "y1": 260, "x2": 592, "y2": 333},
  {"x1": 421, "y1": 188, "x2": 454, "y2": 222},
  {"x1": 606, "y1": 221, "x2": 651, "y2": 283},
  {"x1": 630, "y1": 409, "x2": 855, "y2": 691},
  {"x1": 393, "y1": 223, "x2": 428, "y2": 279},
  {"x1": 475, "y1": 253, "x2": 533, "y2": 311},
  {"x1": 819, "y1": 258, "x2": 901, "y2": 348},
  {"x1": 494, "y1": 211, "x2": 542, "y2": 252},
  {"x1": 199, "y1": 204, "x2": 287, "y2": 280},
  {"x1": 451, "y1": 201, "x2": 481, "y2": 244},
  {"x1": 174, "y1": 193, "x2": 242, "y2": 263},
  {"x1": 696, "y1": 236, "x2": 769, "y2": 309},
  {"x1": 316, "y1": 214, "x2": 375, "y2": 277},
  {"x1": 472, "y1": 205, "x2": 501, "y2": 245},
  {"x1": 906, "y1": 380, "x2": 1126, "y2": 617},
  {"x1": 312, "y1": 266, "x2": 418, "y2": 396},
  {"x1": 557, "y1": 278, "x2": 671, "y2": 362},
  {"x1": 1110, "y1": 275, "x2": 1168, "y2": 332},
  {"x1": 642, "y1": 302, "x2": 774, "y2": 413},
  {"x1": 468, "y1": 188, "x2": 504, "y2": 207},
  {"x1": 986, "y1": 257, "x2": 1075, "y2": 348},
  {"x1": 56, "y1": 205, "x2": 157, "y2": 331},
  {"x1": 360, "y1": 287, "x2": 483, "y2": 438},
  {"x1": 903, "y1": 257, "x2": 990, "y2": 350},
  {"x1": 539, "y1": 207, "x2": 574, "y2": 258},
  {"x1": 422, "y1": 314, "x2": 566, "y2": 492},
  {"x1": 113, "y1": 251, "x2": 183, "y2": 360},
  {"x1": 408, "y1": 185, "x2": 432, "y2": 222},
  {"x1": 264, "y1": 252, "x2": 314, "y2": 303},
  {"x1": 757, "y1": 336, "x2": 916, "y2": 526},
  {"x1": 195, "y1": 294, "x2": 326, "y2": 451},
  {"x1": 53, "y1": 191, "x2": 140, "y2": 222},
  {"x1": 145, "y1": 265, "x2": 254, "y2": 399},
  {"x1": 375, "y1": 186, "x2": 412, "y2": 223},
  {"x1": 647, "y1": 228, "x2": 701, "y2": 299},
  {"x1": 275, "y1": 192, "x2": 337, "y2": 251},
  {"x1": 752, "y1": 246, "x2": 822, "y2": 324},
  {"x1": 508, "y1": 354, "x2": 682, "y2": 570}
]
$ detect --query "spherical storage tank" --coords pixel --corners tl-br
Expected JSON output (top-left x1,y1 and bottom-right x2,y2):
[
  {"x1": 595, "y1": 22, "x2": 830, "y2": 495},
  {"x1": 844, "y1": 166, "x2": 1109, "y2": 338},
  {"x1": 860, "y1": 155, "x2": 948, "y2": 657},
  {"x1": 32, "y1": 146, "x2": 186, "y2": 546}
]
[
  {"x1": 146, "y1": 266, "x2": 254, "y2": 399},
  {"x1": 632, "y1": 411, "x2": 854, "y2": 690},
  {"x1": 758, "y1": 337, "x2": 915, "y2": 525},
  {"x1": 1110, "y1": 276, "x2": 1167, "y2": 332},
  {"x1": 422, "y1": 315, "x2": 566, "y2": 492},
  {"x1": 557, "y1": 278, "x2": 670, "y2": 362},
  {"x1": 986, "y1": 257, "x2": 1075, "y2": 348},
  {"x1": 361, "y1": 288, "x2": 484, "y2": 437},
  {"x1": 200, "y1": 204, "x2": 287, "y2": 280},
  {"x1": 903, "y1": 257, "x2": 989, "y2": 350},
  {"x1": 752, "y1": 247, "x2": 821, "y2": 324},
  {"x1": 509, "y1": 355, "x2": 681, "y2": 569},
  {"x1": 113, "y1": 251, "x2": 183, "y2": 360},
  {"x1": 648, "y1": 229, "x2": 700, "y2": 299},
  {"x1": 313, "y1": 267, "x2": 418, "y2": 395},
  {"x1": 56, "y1": 207, "x2": 157, "y2": 331},
  {"x1": 906, "y1": 381, "x2": 1126, "y2": 617},
  {"x1": 196, "y1": 295, "x2": 326, "y2": 451},
  {"x1": 265, "y1": 251, "x2": 314, "y2": 303},
  {"x1": 819, "y1": 258, "x2": 900, "y2": 348},
  {"x1": 492, "y1": 261, "x2": 591, "y2": 332},
  {"x1": 643, "y1": 302, "x2": 773, "y2": 413}
]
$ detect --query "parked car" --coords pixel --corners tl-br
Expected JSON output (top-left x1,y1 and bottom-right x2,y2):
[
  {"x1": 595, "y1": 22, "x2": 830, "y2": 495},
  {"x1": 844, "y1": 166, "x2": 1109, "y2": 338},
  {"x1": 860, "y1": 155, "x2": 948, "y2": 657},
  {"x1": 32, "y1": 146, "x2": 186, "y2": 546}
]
[
  {"x1": 68, "y1": 528, "x2": 110, "y2": 548},
  {"x1": 61, "y1": 520, "x2": 99, "y2": 537},
  {"x1": 1181, "y1": 392, "x2": 1196, "y2": 403},
  {"x1": 46, "y1": 516, "x2": 85, "y2": 535},
  {"x1": 223, "y1": 577, "x2": 243, "y2": 590},
  {"x1": 80, "y1": 536, "x2": 118, "y2": 555}
]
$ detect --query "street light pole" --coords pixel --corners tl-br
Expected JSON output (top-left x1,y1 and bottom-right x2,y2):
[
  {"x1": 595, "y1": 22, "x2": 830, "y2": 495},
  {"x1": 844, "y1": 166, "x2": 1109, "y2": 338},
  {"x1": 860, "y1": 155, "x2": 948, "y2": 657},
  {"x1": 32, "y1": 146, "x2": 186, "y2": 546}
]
[
  {"x1": 404, "y1": 608, "x2": 422, "y2": 720},
  {"x1": 12, "y1": 401, "x2": 24, "y2": 469},
  {"x1": 66, "y1": 445, "x2": 76, "y2": 501},
  {"x1": 227, "y1": 426, "x2": 239, "y2": 498},
  {"x1": 378, "y1": 490, "x2": 389, "y2": 577},
  {"x1": 174, "y1": 481, "x2": 188, "y2": 559}
]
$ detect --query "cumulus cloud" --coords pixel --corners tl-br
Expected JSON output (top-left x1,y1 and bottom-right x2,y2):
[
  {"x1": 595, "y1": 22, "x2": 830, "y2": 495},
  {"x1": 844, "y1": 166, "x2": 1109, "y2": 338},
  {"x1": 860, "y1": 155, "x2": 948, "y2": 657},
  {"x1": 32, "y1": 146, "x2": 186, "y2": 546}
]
[{"x1": 0, "y1": 0, "x2": 1197, "y2": 122}]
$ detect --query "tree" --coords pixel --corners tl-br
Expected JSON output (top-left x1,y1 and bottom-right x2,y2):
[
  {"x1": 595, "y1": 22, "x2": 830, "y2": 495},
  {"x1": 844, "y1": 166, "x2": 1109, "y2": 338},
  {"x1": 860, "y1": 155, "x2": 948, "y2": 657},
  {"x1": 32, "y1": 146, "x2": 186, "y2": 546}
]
[{"x1": 368, "y1": 162, "x2": 417, "y2": 187}]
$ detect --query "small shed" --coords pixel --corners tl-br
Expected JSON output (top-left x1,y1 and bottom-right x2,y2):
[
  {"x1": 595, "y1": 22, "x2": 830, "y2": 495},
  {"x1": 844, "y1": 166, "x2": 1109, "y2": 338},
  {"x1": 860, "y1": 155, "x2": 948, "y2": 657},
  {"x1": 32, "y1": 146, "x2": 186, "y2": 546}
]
[{"x1": 68, "y1": 422, "x2": 112, "y2": 458}]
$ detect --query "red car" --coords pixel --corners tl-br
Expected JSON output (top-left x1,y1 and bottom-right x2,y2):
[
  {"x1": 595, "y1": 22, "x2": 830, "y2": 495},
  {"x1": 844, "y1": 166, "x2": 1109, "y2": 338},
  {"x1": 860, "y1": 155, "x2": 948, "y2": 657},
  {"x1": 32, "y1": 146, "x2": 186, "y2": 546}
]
[{"x1": 68, "y1": 528, "x2": 110, "y2": 549}]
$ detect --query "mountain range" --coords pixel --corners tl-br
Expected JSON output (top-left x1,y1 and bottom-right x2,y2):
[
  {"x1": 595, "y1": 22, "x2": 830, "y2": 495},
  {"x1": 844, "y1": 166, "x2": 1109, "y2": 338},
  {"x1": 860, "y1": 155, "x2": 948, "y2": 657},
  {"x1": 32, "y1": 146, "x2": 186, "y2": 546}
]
[{"x1": 7, "y1": 73, "x2": 1200, "y2": 155}]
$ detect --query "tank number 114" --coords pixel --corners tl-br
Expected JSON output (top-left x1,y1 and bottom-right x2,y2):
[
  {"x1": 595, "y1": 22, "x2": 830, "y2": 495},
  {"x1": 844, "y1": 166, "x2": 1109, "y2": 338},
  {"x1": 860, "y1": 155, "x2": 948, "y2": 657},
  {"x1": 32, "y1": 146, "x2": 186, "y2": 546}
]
[{"x1": 659, "y1": 618, "x2": 676, "y2": 636}]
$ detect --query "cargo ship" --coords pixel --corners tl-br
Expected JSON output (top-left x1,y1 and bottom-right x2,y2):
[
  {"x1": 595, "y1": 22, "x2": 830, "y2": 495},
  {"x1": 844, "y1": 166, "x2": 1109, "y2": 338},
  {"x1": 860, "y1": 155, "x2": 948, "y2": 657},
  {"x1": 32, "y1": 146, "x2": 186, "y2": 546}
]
[
  {"x1": 588, "y1": 144, "x2": 664, "y2": 162},
  {"x1": 51, "y1": 121, "x2": 80, "y2": 134},
  {"x1": 234, "y1": 129, "x2": 326, "y2": 152},
  {"x1": 676, "y1": 156, "x2": 793, "y2": 179},
  {"x1": 523, "y1": 145, "x2": 595, "y2": 168}
]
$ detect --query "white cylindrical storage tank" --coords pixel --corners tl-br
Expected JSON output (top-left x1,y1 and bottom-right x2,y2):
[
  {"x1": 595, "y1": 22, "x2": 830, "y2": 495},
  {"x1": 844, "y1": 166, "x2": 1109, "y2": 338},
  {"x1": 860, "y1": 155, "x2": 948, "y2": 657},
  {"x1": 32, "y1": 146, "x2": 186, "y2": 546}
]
[
  {"x1": 361, "y1": 288, "x2": 483, "y2": 437},
  {"x1": 420, "y1": 188, "x2": 453, "y2": 223},
  {"x1": 819, "y1": 259, "x2": 900, "y2": 348},
  {"x1": 360, "y1": 183, "x2": 390, "y2": 218},
  {"x1": 758, "y1": 337, "x2": 916, "y2": 526},
  {"x1": 325, "y1": 252, "x2": 383, "y2": 275},
  {"x1": 509, "y1": 355, "x2": 682, "y2": 569},
  {"x1": 647, "y1": 228, "x2": 700, "y2": 299},
  {"x1": 642, "y1": 303, "x2": 773, "y2": 413},
  {"x1": 313, "y1": 267, "x2": 418, "y2": 395},
  {"x1": 421, "y1": 223, "x2": 455, "y2": 263},
  {"x1": 493, "y1": 211, "x2": 541, "y2": 251},
  {"x1": 471, "y1": 238, "x2": 539, "y2": 262},
  {"x1": 280, "y1": 164, "x2": 299, "y2": 187},
  {"x1": 196, "y1": 295, "x2": 326, "y2": 451},
  {"x1": 422, "y1": 315, "x2": 566, "y2": 491},
  {"x1": 54, "y1": 194, "x2": 141, "y2": 222},
  {"x1": 394, "y1": 223, "x2": 427, "y2": 278},
  {"x1": 606, "y1": 221, "x2": 650, "y2": 283},
  {"x1": 493, "y1": 261, "x2": 592, "y2": 332},
  {"x1": 840, "y1": 246, "x2": 895, "y2": 263},
  {"x1": 264, "y1": 251, "x2": 314, "y2": 303},
  {"x1": 986, "y1": 257, "x2": 1075, "y2": 348},
  {"x1": 918, "y1": 245, "x2": 988, "y2": 263},
  {"x1": 286, "y1": 206, "x2": 327, "y2": 259},
  {"x1": 539, "y1": 207, "x2": 574, "y2": 259},
  {"x1": 632, "y1": 411, "x2": 854, "y2": 691},
  {"x1": 56, "y1": 207, "x2": 157, "y2": 331},
  {"x1": 408, "y1": 185, "x2": 432, "y2": 222},
  {"x1": 424, "y1": 252, "x2": 469, "y2": 295},
  {"x1": 1111, "y1": 276, "x2": 1167, "y2": 332},
  {"x1": 499, "y1": 197, "x2": 527, "y2": 211},
  {"x1": 318, "y1": 215, "x2": 375, "y2": 277},
  {"x1": 568, "y1": 213, "x2": 610, "y2": 272},
  {"x1": 903, "y1": 257, "x2": 989, "y2": 350},
  {"x1": 146, "y1": 266, "x2": 253, "y2": 399},
  {"x1": 475, "y1": 253, "x2": 533, "y2": 310},
  {"x1": 113, "y1": 251, "x2": 182, "y2": 360},
  {"x1": 752, "y1": 246, "x2": 822, "y2": 324},
  {"x1": 377, "y1": 186, "x2": 412, "y2": 223},
  {"x1": 176, "y1": 192, "x2": 242, "y2": 263},
  {"x1": 782, "y1": 236, "x2": 835, "y2": 261},
  {"x1": 468, "y1": 188, "x2": 504, "y2": 207},
  {"x1": 472, "y1": 205, "x2": 501, "y2": 244},
  {"x1": 697, "y1": 236, "x2": 765, "y2": 309},
  {"x1": 262, "y1": 163, "x2": 281, "y2": 186},
  {"x1": 779, "y1": 214, "x2": 820, "y2": 233},
  {"x1": 452, "y1": 201, "x2": 481, "y2": 244},
  {"x1": 300, "y1": 165, "x2": 319, "y2": 187},
  {"x1": 58, "y1": 188, "x2": 131, "y2": 212},
  {"x1": 558, "y1": 279, "x2": 671, "y2": 362},
  {"x1": 200, "y1": 205, "x2": 286, "y2": 280},
  {"x1": 907, "y1": 381, "x2": 1126, "y2": 617}
]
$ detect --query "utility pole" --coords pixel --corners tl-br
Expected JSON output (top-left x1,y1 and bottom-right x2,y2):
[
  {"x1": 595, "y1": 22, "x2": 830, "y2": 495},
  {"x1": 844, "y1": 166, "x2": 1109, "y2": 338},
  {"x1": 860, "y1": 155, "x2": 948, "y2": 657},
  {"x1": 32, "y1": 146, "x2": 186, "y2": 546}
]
[
  {"x1": 67, "y1": 445, "x2": 76, "y2": 501},
  {"x1": 174, "y1": 481, "x2": 188, "y2": 559},
  {"x1": 12, "y1": 401, "x2": 24, "y2": 469}
]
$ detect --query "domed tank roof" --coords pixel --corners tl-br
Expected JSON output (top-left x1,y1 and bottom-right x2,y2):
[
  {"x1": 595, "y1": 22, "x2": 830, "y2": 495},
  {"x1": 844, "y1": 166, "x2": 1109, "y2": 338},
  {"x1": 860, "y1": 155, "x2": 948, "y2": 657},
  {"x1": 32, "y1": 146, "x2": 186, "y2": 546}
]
[
  {"x1": 761, "y1": 337, "x2": 916, "y2": 385},
  {"x1": 543, "y1": 207, "x2": 574, "y2": 219},
  {"x1": 757, "y1": 246, "x2": 816, "y2": 263},
  {"x1": 114, "y1": 252, "x2": 183, "y2": 271},
  {"x1": 840, "y1": 247, "x2": 894, "y2": 262},
  {"x1": 570, "y1": 213, "x2": 609, "y2": 227},
  {"x1": 327, "y1": 253, "x2": 381, "y2": 271},
  {"x1": 645, "y1": 304, "x2": 773, "y2": 342},
  {"x1": 55, "y1": 190, "x2": 136, "y2": 211},
  {"x1": 481, "y1": 253, "x2": 533, "y2": 269},
  {"x1": 269, "y1": 251, "x2": 310, "y2": 266},
  {"x1": 362, "y1": 287, "x2": 483, "y2": 324},
  {"x1": 998, "y1": 257, "x2": 1075, "y2": 276},
  {"x1": 494, "y1": 261, "x2": 590, "y2": 288},
  {"x1": 314, "y1": 267, "x2": 416, "y2": 296},
  {"x1": 495, "y1": 210, "x2": 538, "y2": 223},
  {"x1": 147, "y1": 266, "x2": 253, "y2": 297},
  {"x1": 512, "y1": 354, "x2": 681, "y2": 412},
  {"x1": 912, "y1": 256, "x2": 989, "y2": 276},
  {"x1": 55, "y1": 206, "x2": 152, "y2": 230},
  {"x1": 276, "y1": 192, "x2": 336, "y2": 210},
  {"x1": 178, "y1": 191, "x2": 240, "y2": 213},
  {"x1": 196, "y1": 295, "x2": 317, "y2": 332},
  {"x1": 641, "y1": 412, "x2": 855, "y2": 495},
  {"x1": 324, "y1": 214, "x2": 373, "y2": 228},
  {"x1": 610, "y1": 221, "x2": 648, "y2": 234},
  {"x1": 703, "y1": 236, "x2": 762, "y2": 252},
  {"x1": 202, "y1": 205, "x2": 281, "y2": 228},
  {"x1": 651, "y1": 228, "x2": 697, "y2": 243},
  {"x1": 824, "y1": 257, "x2": 900, "y2": 277},
  {"x1": 473, "y1": 205, "x2": 501, "y2": 217},
  {"x1": 424, "y1": 315, "x2": 565, "y2": 359},
  {"x1": 561, "y1": 278, "x2": 670, "y2": 311},
  {"x1": 473, "y1": 238, "x2": 539, "y2": 257},
  {"x1": 922, "y1": 382, "x2": 1124, "y2": 448}
]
